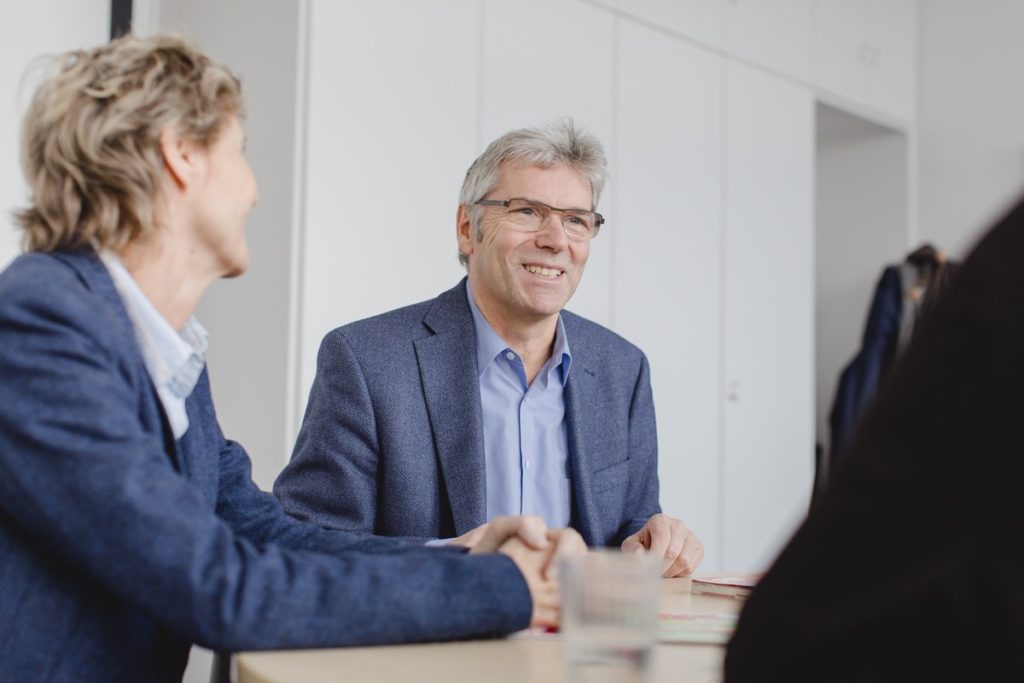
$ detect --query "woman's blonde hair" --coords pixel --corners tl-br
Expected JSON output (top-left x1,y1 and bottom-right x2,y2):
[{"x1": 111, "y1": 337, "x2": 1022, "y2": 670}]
[{"x1": 15, "y1": 34, "x2": 243, "y2": 252}]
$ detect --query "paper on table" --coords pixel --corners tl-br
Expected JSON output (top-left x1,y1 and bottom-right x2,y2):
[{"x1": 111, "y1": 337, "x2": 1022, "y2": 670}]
[
  {"x1": 515, "y1": 614, "x2": 739, "y2": 646},
  {"x1": 690, "y1": 573, "x2": 762, "y2": 599},
  {"x1": 658, "y1": 612, "x2": 739, "y2": 645}
]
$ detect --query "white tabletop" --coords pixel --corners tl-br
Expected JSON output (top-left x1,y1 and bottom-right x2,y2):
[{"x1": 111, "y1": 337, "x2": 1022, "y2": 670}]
[{"x1": 236, "y1": 577, "x2": 745, "y2": 683}]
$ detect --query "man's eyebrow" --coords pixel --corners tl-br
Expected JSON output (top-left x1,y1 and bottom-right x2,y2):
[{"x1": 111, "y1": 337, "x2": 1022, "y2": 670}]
[{"x1": 517, "y1": 197, "x2": 592, "y2": 212}]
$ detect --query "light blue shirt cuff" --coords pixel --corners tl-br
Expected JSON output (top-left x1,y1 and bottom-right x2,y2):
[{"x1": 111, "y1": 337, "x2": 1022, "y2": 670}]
[{"x1": 425, "y1": 537, "x2": 454, "y2": 547}]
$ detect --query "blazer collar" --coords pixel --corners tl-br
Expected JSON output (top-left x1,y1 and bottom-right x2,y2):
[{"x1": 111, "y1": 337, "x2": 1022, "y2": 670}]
[
  {"x1": 53, "y1": 249, "x2": 184, "y2": 471},
  {"x1": 54, "y1": 249, "x2": 132, "y2": 324}
]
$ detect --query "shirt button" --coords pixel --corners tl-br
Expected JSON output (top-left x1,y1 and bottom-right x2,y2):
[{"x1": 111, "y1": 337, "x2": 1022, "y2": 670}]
[
  {"x1": 524, "y1": 460, "x2": 531, "y2": 470},
  {"x1": 505, "y1": 351, "x2": 516, "y2": 361}
]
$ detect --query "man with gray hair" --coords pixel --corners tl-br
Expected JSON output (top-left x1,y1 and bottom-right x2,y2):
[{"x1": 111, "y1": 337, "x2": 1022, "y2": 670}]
[{"x1": 275, "y1": 120, "x2": 703, "y2": 576}]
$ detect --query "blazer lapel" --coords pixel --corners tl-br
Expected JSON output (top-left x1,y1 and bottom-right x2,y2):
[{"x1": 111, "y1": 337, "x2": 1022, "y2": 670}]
[
  {"x1": 564, "y1": 359, "x2": 603, "y2": 546},
  {"x1": 58, "y1": 250, "x2": 185, "y2": 474},
  {"x1": 414, "y1": 281, "x2": 487, "y2": 534}
]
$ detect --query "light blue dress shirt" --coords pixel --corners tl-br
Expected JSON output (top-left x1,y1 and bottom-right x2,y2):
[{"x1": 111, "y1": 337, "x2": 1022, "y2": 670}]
[
  {"x1": 99, "y1": 251, "x2": 208, "y2": 440},
  {"x1": 466, "y1": 284, "x2": 572, "y2": 529}
]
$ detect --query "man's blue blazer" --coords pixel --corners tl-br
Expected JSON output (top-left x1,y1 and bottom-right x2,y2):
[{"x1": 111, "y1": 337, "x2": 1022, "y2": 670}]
[
  {"x1": 0, "y1": 252, "x2": 530, "y2": 683},
  {"x1": 275, "y1": 280, "x2": 661, "y2": 546}
]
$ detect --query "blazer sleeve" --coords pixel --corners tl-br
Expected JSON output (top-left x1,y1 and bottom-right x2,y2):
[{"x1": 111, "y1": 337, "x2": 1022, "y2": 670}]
[
  {"x1": 0, "y1": 287, "x2": 530, "y2": 651},
  {"x1": 212, "y1": 406, "x2": 435, "y2": 556},
  {"x1": 615, "y1": 352, "x2": 662, "y2": 544},
  {"x1": 274, "y1": 329, "x2": 387, "y2": 534}
]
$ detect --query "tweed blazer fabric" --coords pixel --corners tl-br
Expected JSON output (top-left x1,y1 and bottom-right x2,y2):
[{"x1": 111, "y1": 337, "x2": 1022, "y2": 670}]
[
  {"x1": 0, "y1": 252, "x2": 530, "y2": 683},
  {"x1": 275, "y1": 279, "x2": 661, "y2": 547}
]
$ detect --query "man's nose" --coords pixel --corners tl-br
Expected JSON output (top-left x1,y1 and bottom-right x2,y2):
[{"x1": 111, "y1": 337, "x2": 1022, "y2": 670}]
[{"x1": 535, "y1": 210, "x2": 569, "y2": 248}]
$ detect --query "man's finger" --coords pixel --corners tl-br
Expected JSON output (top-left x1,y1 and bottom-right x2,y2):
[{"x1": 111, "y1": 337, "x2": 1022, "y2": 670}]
[
  {"x1": 515, "y1": 515, "x2": 550, "y2": 549},
  {"x1": 684, "y1": 537, "x2": 705, "y2": 574},
  {"x1": 663, "y1": 535, "x2": 705, "y2": 577},
  {"x1": 621, "y1": 533, "x2": 644, "y2": 553},
  {"x1": 530, "y1": 581, "x2": 560, "y2": 628},
  {"x1": 475, "y1": 515, "x2": 549, "y2": 553},
  {"x1": 663, "y1": 553, "x2": 693, "y2": 578},
  {"x1": 543, "y1": 528, "x2": 587, "y2": 580},
  {"x1": 646, "y1": 517, "x2": 672, "y2": 562},
  {"x1": 661, "y1": 541, "x2": 685, "y2": 576},
  {"x1": 451, "y1": 522, "x2": 489, "y2": 549}
]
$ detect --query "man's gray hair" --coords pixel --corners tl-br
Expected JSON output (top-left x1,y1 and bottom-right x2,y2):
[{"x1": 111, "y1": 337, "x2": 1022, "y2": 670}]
[{"x1": 457, "y1": 118, "x2": 607, "y2": 266}]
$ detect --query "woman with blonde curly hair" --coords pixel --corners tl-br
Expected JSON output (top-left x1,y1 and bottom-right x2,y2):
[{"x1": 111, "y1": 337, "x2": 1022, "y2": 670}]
[{"x1": 0, "y1": 34, "x2": 575, "y2": 683}]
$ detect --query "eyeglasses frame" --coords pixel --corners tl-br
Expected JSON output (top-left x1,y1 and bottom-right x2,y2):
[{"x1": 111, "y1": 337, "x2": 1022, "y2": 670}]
[{"x1": 473, "y1": 197, "x2": 605, "y2": 240}]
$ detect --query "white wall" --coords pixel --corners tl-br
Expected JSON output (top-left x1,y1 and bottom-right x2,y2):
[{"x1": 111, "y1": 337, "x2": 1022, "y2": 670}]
[
  {"x1": 918, "y1": 0, "x2": 1024, "y2": 256},
  {"x1": 721, "y1": 63, "x2": 814, "y2": 571},
  {"x1": 299, "y1": 0, "x2": 482, "y2": 409},
  {"x1": 0, "y1": 1, "x2": 109, "y2": 269},
  {"x1": 613, "y1": 17, "x2": 725, "y2": 570}
]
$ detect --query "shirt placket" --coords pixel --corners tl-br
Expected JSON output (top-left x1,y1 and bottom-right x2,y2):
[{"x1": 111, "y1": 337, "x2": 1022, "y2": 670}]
[{"x1": 503, "y1": 350, "x2": 531, "y2": 515}]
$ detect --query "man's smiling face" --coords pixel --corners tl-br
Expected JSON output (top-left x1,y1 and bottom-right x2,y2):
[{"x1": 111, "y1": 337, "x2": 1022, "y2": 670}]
[{"x1": 459, "y1": 161, "x2": 592, "y2": 328}]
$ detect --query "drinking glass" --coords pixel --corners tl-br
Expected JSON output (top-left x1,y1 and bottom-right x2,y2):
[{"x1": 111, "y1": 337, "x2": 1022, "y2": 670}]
[{"x1": 561, "y1": 550, "x2": 661, "y2": 683}]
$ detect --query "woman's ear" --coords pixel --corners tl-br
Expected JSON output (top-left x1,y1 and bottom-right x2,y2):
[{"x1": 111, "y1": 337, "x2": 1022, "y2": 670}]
[{"x1": 159, "y1": 127, "x2": 198, "y2": 191}]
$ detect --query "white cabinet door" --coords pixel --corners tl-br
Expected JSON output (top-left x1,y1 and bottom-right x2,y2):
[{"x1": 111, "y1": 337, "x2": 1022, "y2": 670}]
[
  {"x1": 609, "y1": 0, "x2": 726, "y2": 50},
  {"x1": 725, "y1": 0, "x2": 814, "y2": 82},
  {"x1": 481, "y1": 0, "x2": 615, "y2": 326},
  {"x1": 814, "y1": 0, "x2": 917, "y2": 124},
  {"x1": 301, "y1": 0, "x2": 481, "y2": 395},
  {"x1": 722, "y1": 63, "x2": 815, "y2": 572},
  {"x1": 614, "y1": 19, "x2": 725, "y2": 570},
  {"x1": 814, "y1": 0, "x2": 867, "y2": 104},
  {"x1": 865, "y1": 0, "x2": 916, "y2": 122}
]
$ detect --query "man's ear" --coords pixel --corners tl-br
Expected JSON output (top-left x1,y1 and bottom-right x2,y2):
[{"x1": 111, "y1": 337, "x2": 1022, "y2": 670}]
[
  {"x1": 456, "y1": 204, "x2": 476, "y2": 258},
  {"x1": 159, "y1": 127, "x2": 198, "y2": 191}
]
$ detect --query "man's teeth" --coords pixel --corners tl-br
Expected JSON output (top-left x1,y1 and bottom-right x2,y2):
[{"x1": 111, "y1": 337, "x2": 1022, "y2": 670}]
[{"x1": 525, "y1": 265, "x2": 562, "y2": 278}]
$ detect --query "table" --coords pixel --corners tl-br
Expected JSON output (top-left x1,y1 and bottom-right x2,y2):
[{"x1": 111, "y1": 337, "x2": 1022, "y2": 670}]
[{"x1": 236, "y1": 578, "x2": 744, "y2": 683}]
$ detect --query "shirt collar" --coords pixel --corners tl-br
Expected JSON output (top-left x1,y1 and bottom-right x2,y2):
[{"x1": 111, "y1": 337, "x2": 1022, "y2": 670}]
[
  {"x1": 465, "y1": 282, "x2": 572, "y2": 385},
  {"x1": 98, "y1": 250, "x2": 209, "y2": 439}
]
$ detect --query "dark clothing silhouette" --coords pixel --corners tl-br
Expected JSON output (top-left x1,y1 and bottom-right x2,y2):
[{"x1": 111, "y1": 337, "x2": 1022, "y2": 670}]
[
  {"x1": 725, "y1": 198, "x2": 1024, "y2": 681},
  {"x1": 828, "y1": 265, "x2": 903, "y2": 461}
]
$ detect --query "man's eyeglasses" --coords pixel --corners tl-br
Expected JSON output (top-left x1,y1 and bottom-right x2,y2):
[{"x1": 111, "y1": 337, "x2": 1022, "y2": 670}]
[{"x1": 474, "y1": 198, "x2": 604, "y2": 241}]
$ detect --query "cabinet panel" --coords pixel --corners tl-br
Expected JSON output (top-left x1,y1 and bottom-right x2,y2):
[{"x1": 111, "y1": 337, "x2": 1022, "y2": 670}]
[
  {"x1": 865, "y1": 0, "x2": 917, "y2": 121},
  {"x1": 301, "y1": 0, "x2": 480, "y2": 396},
  {"x1": 814, "y1": 0, "x2": 867, "y2": 104},
  {"x1": 723, "y1": 63, "x2": 815, "y2": 572},
  {"x1": 615, "y1": 20, "x2": 724, "y2": 570},
  {"x1": 481, "y1": 0, "x2": 615, "y2": 327},
  {"x1": 725, "y1": 0, "x2": 813, "y2": 82},
  {"x1": 814, "y1": 0, "x2": 917, "y2": 124},
  {"x1": 610, "y1": 0, "x2": 726, "y2": 49}
]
